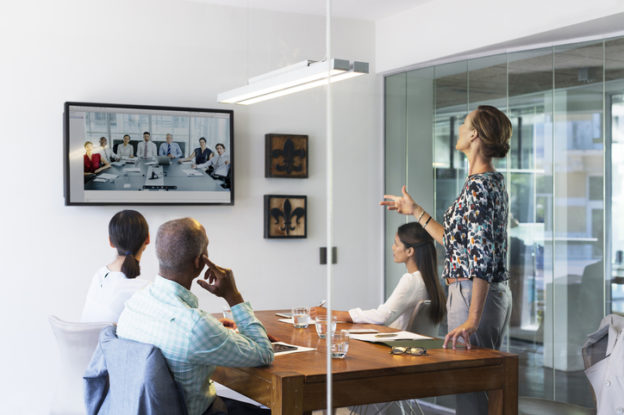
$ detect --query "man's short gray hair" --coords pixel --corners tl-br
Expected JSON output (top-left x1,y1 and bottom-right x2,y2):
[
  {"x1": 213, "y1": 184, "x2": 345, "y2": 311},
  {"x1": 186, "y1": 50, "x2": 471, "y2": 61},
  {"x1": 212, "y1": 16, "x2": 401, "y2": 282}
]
[{"x1": 156, "y1": 218, "x2": 207, "y2": 274}]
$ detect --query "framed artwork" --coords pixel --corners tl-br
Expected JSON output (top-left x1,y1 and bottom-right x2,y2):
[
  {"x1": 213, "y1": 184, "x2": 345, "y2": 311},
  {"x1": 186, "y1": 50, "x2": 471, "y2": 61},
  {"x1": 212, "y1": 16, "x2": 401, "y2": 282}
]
[
  {"x1": 265, "y1": 134, "x2": 308, "y2": 178},
  {"x1": 264, "y1": 195, "x2": 307, "y2": 238}
]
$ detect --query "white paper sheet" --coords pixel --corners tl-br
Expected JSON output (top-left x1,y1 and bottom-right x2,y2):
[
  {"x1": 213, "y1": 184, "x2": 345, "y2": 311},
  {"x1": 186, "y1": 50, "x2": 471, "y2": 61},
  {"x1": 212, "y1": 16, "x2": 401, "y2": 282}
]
[
  {"x1": 124, "y1": 167, "x2": 141, "y2": 173},
  {"x1": 272, "y1": 341, "x2": 315, "y2": 356},
  {"x1": 349, "y1": 331, "x2": 432, "y2": 343},
  {"x1": 183, "y1": 169, "x2": 203, "y2": 177},
  {"x1": 97, "y1": 173, "x2": 118, "y2": 180}
]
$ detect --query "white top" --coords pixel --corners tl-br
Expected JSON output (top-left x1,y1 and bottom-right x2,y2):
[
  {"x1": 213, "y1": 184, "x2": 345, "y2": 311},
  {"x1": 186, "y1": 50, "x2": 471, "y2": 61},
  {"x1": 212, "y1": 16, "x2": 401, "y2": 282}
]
[
  {"x1": 348, "y1": 271, "x2": 428, "y2": 330},
  {"x1": 81, "y1": 266, "x2": 150, "y2": 323},
  {"x1": 98, "y1": 147, "x2": 118, "y2": 163},
  {"x1": 117, "y1": 143, "x2": 134, "y2": 158},
  {"x1": 197, "y1": 153, "x2": 230, "y2": 176},
  {"x1": 136, "y1": 141, "x2": 157, "y2": 158}
]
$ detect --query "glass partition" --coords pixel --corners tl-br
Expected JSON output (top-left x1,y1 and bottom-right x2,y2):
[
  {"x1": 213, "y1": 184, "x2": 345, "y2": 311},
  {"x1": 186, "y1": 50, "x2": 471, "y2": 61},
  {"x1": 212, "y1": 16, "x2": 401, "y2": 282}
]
[{"x1": 384, "y1": 35, "x2": 624, "y2": 410}]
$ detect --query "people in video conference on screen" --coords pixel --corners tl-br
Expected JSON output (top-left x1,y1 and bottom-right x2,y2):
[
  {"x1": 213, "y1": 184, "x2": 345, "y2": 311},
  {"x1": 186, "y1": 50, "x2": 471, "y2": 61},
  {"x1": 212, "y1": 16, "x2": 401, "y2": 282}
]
[
  {"x1": 84, "y1": 141, "x2": 110, "y2": 175},
  {"x1": 195, "y1": 143, "x2": 230, "y2": 180},
  {"x1": 180, "y1": 137, "x2": 213, "y2": 165},
  {"x1": 117, "y1": 134, "x2": 134, "y2": 158},
  {"x1": 159, "y1": 133, "x2": 183, "y2": 159},
  {"x1": 98, "y1": 136, "x2": 118, "y2": 163},
  {"x1": 137, "y1": 131, "x2": 157, "y2": 159}
]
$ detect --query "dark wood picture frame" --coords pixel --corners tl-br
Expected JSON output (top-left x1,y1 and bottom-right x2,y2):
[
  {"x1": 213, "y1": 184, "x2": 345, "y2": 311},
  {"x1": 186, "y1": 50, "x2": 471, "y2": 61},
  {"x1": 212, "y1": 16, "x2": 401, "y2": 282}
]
[
  {"x1": 264, "y1": 195, "x2": 307, "y2": 239},
  {"x1": 265, "y1": 134, "x2": 308, "y2": 178}
]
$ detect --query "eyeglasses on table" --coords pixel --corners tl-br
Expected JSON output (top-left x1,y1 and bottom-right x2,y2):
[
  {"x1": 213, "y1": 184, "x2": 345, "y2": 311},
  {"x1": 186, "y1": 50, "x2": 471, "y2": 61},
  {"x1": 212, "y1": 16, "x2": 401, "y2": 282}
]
[{"x1": 390, "y1": 346, "x2": 427, "y2": 356}]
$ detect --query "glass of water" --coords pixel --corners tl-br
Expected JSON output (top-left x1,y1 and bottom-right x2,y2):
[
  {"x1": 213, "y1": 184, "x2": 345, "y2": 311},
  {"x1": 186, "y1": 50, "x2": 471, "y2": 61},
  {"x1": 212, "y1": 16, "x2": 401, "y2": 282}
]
[
  {"x1": 222, "y1": 307, "x2": 233, "y2": 320},
  {"x1": 331, "y1": 330, "x2": 350, "y2": 359},
  {"x1": 292, "y1": 306, "x2": 310, "y2": 328},
  {"x1": 314, "y1": 314, "x2": 337, "y2": 338}
]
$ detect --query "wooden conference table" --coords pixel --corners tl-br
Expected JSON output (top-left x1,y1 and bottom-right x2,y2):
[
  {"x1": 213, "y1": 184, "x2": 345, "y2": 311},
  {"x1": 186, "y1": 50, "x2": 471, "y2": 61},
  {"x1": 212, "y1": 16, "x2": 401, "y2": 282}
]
[{"x1": 212, "y1": 310, "x2": 518, "y2": 414}]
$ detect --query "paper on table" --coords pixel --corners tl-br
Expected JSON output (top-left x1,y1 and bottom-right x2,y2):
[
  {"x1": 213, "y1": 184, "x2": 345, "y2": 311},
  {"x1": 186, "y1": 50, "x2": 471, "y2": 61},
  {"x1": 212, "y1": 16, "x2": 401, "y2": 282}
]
[
  {"x1": 345, "y1": 328, "x2": 379, "y2": 334},
  {"x1": 213, "y1": 382, "x2": 269, "y2": 409},
  {"x1": 124, "y1": 167, "x2": 141, "y2": 172},
  {"x1": 93, "y1": 178, "x2": 106, "y2": 182},
  {"x1": 111, "y1": 161, "x2": 125, "y2": 167},
  {"x1": 272, "y1": 342, "x2": 315, "y2": 356},
  {"x1": 98, "y1": 173, "x2": 118, "y2": 180},
  {"x1": 183, "y1": 169, "x2": 203, "y2": 177},
  {"x1": 349, "y1": 331, "x2": 432, "y2": 343},
  {"x1": 278, "y1": 317, "x2": 347, "y2": 324}
]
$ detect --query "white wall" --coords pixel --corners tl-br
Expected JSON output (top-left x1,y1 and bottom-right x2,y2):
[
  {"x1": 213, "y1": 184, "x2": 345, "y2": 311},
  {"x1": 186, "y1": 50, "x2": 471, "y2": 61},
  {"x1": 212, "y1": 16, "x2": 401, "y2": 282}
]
[
  {"x1": 0, "y1": 1, "x2": 380, "y2": 413},
  {"x1": 376, "y1": 0, "x2": 624, "y2": 73}
]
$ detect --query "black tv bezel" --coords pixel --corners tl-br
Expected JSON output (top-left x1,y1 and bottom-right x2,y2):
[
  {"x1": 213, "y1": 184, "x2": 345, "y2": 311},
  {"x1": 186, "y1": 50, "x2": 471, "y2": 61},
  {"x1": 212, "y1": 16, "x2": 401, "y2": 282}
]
[{"x1": 63, "y1": 101, "x2": 234, "y2": 206}]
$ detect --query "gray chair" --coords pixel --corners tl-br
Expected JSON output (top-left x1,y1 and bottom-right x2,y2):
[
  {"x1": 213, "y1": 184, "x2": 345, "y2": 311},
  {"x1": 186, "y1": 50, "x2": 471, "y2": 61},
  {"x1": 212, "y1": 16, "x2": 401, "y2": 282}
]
[{"x1": 406, "y1": 300, "x2": 439, "y2": 337}]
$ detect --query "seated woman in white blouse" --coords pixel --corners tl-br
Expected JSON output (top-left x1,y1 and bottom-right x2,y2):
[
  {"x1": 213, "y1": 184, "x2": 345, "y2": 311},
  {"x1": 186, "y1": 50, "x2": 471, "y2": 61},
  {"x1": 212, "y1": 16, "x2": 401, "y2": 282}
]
[
  {"x1": 81, "y1": 210, "x2": 150, "y2": 323},
  {"x1": 311, "y1": 222, "x2": 446, "y2": 330}
]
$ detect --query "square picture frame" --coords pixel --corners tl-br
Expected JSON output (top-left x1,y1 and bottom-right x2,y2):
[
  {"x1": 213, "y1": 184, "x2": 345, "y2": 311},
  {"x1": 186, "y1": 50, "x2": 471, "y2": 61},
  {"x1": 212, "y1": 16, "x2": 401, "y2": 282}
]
[
  {"x1": 264, "y1": 195, "x2": 307, "y2": 239},
  {"x1": 265, "y1": 134, "x2": 308, "y2": 178}
]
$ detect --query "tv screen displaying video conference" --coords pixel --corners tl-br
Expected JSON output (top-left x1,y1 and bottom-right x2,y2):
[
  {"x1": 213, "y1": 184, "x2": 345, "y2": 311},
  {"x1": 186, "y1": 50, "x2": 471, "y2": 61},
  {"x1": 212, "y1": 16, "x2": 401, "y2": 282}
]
[{"x1": 64, "y1": 102, "x2": 234, "y2": 205}]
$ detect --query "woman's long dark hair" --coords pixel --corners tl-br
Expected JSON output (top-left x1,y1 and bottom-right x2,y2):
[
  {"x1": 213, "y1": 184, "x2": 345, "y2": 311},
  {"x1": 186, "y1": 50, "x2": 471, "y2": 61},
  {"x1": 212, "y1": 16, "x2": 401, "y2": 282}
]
[
  {"x1": 108, "y1": 210, "x2": 149, "y2": 279},
  {"x1": 397, "y1": 222, "x2": 446, "y2": 324}
]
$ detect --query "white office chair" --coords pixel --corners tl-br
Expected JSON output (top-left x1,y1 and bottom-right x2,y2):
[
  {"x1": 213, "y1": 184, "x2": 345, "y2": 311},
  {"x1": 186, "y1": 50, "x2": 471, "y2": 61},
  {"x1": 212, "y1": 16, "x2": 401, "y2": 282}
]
[
  {"x1": 48, "y1": 315, "x2": 113, "y2": 415},
  {"x1": 406, "y1": 300, "x2": 440, "y2": 338}
]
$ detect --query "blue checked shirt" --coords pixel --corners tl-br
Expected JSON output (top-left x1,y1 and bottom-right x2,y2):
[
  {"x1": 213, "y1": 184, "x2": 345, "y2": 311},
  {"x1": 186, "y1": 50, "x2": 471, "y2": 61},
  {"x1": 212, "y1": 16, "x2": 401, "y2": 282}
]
[{"x1": 117, "y1": 276, "x2": 274, "y2": 415}]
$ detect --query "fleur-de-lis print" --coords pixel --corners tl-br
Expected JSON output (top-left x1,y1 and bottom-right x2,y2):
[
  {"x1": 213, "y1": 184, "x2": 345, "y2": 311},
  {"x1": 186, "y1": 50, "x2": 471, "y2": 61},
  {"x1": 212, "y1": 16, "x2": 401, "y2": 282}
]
[
  {"x1": 272, "y1": 138, "x2": 306, "y2": 174},
  {"x1": 270, "y1": 199, "x2": 306, "y2": 235}
]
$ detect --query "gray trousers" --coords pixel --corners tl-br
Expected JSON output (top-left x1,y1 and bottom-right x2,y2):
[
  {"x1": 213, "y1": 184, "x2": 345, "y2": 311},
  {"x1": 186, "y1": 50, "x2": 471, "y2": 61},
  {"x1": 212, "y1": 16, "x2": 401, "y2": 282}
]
[{"x1": 447, "y1": 279, "x2": 512, "y2": 415}]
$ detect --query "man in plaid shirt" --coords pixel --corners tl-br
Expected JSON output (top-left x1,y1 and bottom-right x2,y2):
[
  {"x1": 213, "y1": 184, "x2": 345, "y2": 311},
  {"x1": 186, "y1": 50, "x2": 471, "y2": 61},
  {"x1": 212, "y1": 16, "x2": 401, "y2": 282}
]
[{"x1": 117, "y1": 218, "x2": 274, "y2": 415}]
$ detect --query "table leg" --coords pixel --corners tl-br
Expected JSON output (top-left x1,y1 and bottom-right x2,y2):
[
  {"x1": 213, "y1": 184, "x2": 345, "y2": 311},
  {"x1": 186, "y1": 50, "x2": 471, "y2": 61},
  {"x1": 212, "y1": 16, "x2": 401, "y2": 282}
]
[
  {"x1": 488, "y1": 355, "x2": 518, "y2": 415},
  {"x1": 271, "y1": 372, "x2": 304, "y2": 415}
]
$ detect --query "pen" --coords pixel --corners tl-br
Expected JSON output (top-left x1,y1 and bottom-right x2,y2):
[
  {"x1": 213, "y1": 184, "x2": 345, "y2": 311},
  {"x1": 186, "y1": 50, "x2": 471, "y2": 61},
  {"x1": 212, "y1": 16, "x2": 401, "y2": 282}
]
[
  {"x1": 318, "y1": 299, "x2": 327, "y2": 307},
  {"x1": 375, "y1": 333, "x2": 398, "y2": 338}
]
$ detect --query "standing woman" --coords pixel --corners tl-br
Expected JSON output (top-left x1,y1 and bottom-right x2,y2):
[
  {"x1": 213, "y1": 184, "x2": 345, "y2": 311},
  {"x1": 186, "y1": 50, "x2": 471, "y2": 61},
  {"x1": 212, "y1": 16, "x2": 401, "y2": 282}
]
[
  {"x1": 381, "y1": 105, "x2": 512, "y2": 414},
  {"x1": 81, "y1": 210, "x2": 150, "y2": 323}
]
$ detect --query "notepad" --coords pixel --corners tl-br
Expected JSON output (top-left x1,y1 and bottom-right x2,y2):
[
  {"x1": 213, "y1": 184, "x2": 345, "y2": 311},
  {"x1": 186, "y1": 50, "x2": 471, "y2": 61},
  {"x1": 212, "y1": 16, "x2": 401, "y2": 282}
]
[
  {"x1": 349, "y1": 331, "x2": 432, "y2": 343},
  {"x1": 271, "y1": 342, "x2": 315, "y2": 356}
]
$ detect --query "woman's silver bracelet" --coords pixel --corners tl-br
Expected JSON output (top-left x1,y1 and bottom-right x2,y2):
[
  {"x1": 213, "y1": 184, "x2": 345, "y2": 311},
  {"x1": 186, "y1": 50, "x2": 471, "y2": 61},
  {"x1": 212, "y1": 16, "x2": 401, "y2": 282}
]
[
  {"x1": 416, "y1": 209, "x2": 426, "y2": 223},
  {"x1": 423, "y1": 215, "x2": 433, "y2": 229}
]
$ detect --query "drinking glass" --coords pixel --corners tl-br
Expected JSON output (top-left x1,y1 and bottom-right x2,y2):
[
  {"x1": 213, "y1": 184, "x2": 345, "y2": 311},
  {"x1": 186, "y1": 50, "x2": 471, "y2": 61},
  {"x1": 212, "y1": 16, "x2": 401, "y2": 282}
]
[
  {"x1": 331, "y1": 330, "x2": 350, "y2": 359},
  {"x1": 292, "y1": 306, "x2": 310, "y2": 328},
  {"x1": 314, "y1": 314, "x2": 337, "y2": 338},
  {"x1": 222, "y1": 307, "x2": 233, "y2": 320}
]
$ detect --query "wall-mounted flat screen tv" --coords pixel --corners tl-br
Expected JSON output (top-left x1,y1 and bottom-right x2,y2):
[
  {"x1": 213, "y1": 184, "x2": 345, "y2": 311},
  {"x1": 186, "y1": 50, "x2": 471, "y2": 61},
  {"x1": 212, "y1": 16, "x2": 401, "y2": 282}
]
[{"x1": 64, "y1": 102, "x2": 233, "y2": 205}]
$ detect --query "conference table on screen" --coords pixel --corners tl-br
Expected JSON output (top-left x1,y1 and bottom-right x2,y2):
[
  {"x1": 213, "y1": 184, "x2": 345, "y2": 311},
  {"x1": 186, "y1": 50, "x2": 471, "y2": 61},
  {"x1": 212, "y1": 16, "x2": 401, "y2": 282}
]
[
  {"x1": 212, "y1": 310, "x2": 518, "y2": 415},
  {"x1": 84, "y1": 157, "x2": 226, "y2": 192}
]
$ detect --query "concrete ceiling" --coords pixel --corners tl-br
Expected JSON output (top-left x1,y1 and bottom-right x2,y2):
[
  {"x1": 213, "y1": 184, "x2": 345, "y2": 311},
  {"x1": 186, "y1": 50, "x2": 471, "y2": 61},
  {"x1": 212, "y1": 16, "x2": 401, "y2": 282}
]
[{"x1": 184, "y1": 0, "x2": 429, "y2": 21}]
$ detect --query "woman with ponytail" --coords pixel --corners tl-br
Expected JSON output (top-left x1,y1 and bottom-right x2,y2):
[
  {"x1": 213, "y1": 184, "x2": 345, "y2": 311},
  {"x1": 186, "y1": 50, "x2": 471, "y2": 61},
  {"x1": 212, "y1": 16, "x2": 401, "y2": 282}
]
[
  {"x1": 81, "y1": 210, "x2": 150, "y2": 323},
  {"x1": 311, "y1": 222, "x2": 445, "y2": 330}
]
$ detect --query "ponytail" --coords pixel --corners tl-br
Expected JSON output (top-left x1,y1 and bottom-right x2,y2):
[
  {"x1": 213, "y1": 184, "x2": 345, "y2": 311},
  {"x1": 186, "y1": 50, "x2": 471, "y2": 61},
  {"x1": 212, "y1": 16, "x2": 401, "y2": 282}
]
[{"x1": 109, "y1": 210, "x2": 149, "y2": 279}]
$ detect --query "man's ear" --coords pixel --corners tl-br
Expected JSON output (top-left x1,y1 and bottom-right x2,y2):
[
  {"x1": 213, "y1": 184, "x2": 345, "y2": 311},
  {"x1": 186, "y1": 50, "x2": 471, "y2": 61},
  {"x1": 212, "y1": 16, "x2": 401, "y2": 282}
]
[
  {"x1": 144, "y1": 234, "x2": 150, "y2": 246},
  {"x1": 109, "y1": 236, "x2": 115, "y2": 249},
  {"x1": 193, "y1": 255, "x2": 202, "y2": 270}
]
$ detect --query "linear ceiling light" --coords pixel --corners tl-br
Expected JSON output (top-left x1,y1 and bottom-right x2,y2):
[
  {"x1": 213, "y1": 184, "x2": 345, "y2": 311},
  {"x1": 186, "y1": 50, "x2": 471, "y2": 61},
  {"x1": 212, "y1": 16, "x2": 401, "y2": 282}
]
[{"x1": 217, "y1": 59, "x2": 369, "y2": 105}]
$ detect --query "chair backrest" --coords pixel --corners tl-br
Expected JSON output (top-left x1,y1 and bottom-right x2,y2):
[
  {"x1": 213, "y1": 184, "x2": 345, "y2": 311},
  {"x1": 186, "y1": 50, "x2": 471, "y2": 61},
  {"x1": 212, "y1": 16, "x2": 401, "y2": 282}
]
[
  {"x1": 48, "y1": 315, "x2": 113, "y2": 415},
  {"x1": 406, "y1": 300, "x2": 440, "y2": 338},
  {"x1": 84, "y1": 326, "x2": 187, "y2": 415}
]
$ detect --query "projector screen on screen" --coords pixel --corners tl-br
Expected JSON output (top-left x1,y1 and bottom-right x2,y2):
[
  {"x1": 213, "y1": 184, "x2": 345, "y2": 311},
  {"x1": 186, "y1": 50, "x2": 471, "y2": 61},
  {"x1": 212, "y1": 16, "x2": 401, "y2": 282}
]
[{"x1": 64, "y1": 102, "x2": 234, "y2": 205}]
